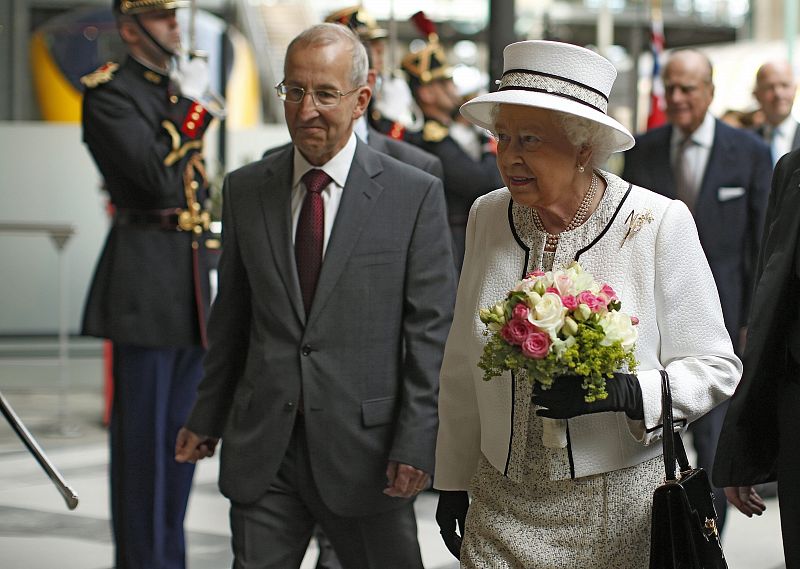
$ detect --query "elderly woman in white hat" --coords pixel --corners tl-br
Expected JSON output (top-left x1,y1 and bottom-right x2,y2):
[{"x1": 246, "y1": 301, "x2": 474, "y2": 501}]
[{"x1": 433, "y1": 40, "x2": 741, "y2": 567}]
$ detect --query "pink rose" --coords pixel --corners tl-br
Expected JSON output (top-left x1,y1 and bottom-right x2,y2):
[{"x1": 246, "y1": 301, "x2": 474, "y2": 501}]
[
  {"x1": 631, "y1": 316, "x2": 640, "y2": 325},
  {"x1": 577, "y1": 291, "x2": 603, "y2": 313},
  {"x1": 501, "y1": 319, "x2": 530, "y2": 345},
  {"x1": 527, "y1": 270, "x2": 545, "y2": 278},
  {"x1": 600, "y1": 283, "x2": 618, "y2": 302},
  {"x1": 521, "y1": 331, "x2": 551, "y2": 359},
  {"x1": 561, "y1": 295, "x2": 577, "y2": 310},
  {"x1": 512, "y1": 302, "x2": 530, "y2": 321},
  {"x1": 546, "y1": 286, "x2": 560, "y2": 295}
]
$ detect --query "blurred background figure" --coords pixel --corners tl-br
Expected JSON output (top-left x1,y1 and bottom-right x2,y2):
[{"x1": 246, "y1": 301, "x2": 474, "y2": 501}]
[
  {"x1": 402, "y1": 11, "x2": 502, "y2": 272},
  {"x1": 753, "y1": 60, "x2": 799, "y2": 164},
  {"x1": 80, "y1": 0, "x2": 223, "y2": 567},
  {"x1": 325, "y1": 4, "x2": 420, "y2": 137},
  {"x1": 322, "y1": 5, "x2": 442, "y2": 181},
  {"x1": 622, "y1": 48, "x2": 772, "y2": 536}
]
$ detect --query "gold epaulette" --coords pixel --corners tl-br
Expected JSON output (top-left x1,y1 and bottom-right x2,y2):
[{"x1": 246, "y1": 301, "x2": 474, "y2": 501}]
[
  {"x1": 80, "y1": 62, "x2": 119, "y2": 89},
  {"x1": 422, "y1": 120, "x2": 449, "y2": 143}
]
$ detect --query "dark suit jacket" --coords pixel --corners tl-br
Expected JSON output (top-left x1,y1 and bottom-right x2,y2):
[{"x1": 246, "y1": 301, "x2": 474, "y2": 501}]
[
  {"x1": 714, "y1": 149, "x2": 800, "y2": 486},
  {"x1": 186, "y1": 139, "x2": 456, "y2": 517},
  {"x1": 755, "y1": 120, "x2": 800, "y2": 154},
  {"x1": 366, "y1": 126, "x2": 444, "y2": 179},
  {"x1": 622, "y1": 120, "x2": 772, "y2": 347},
  {"x1": 81, "y1": 57, "x2": 217, "y2": 347}
]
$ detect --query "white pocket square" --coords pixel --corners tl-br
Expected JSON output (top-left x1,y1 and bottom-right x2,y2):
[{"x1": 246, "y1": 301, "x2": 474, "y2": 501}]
[{"x1": 718, "y1": 186, "x2": 745, "y2": 201}]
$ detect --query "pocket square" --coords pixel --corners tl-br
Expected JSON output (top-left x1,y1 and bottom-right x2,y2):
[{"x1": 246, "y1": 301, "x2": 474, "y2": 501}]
[{"x1": 717, "y1": 186, "x2": 745, "y2": 201}]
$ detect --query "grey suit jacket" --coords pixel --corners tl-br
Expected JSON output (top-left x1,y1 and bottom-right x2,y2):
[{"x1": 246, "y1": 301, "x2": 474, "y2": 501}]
[
  {"x1": 622, "y1": 120, "x2": 772, "y2": 349},
  {"x1": 186, "y1": 139, "x2": 456, "y2": 516}
]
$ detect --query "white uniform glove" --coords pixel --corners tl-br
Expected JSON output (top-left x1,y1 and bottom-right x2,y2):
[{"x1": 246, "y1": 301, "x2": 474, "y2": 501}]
[{"x1": 171, "y1": 55, "x2": 211, "y2": 103}]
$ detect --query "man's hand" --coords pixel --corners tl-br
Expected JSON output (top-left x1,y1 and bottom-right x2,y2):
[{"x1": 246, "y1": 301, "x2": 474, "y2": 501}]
[
  {"x1": 724, "y1": 486, "x2": 767, "y2": 517},
  {"x1": 383, "y1": 461, "x2": 430, "y2": 498},
  {"x1": 174, "y1": 427, "x2": 219, "y2": 464}
]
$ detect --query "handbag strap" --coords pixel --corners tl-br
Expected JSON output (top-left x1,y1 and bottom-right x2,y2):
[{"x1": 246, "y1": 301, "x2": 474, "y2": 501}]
[{"x1": 659, "y1": 369, "x2": 692, "y2": 481}]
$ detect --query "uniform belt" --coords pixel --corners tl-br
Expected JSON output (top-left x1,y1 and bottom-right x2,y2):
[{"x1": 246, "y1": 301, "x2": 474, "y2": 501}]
[{"x1": 114, "y1": 208, "x2": 181, "y2": 230}]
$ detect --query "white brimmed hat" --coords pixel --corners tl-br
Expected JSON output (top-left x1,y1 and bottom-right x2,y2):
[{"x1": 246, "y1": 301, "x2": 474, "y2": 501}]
[{"x1": 460, "y1": 40, "x2": 634, "y2": 153}]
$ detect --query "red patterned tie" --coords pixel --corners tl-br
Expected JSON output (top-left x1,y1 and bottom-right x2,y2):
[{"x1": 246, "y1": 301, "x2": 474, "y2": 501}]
[{"x1": 296, "y1": 168, "x2": 331, "y2": 315}]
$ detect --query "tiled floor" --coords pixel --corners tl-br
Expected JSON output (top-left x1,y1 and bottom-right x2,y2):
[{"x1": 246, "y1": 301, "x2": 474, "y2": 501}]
[{"x1": 0, "y1": 343, "x2": 786, "y2": 568}]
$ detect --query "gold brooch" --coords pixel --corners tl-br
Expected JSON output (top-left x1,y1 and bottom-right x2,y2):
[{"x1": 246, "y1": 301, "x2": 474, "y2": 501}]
[{"x1": 622, "y1": 209, "x2": 654, "y2": 245}]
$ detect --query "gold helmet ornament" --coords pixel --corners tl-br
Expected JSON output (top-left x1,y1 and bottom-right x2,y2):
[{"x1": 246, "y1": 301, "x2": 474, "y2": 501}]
[
  {"x1": 114, "y1": 0, "x2": 189, "y2": 15},
  {"x1": 324, "y1": 5, "x2": 388, "y2": 41},
  {"x1": 401, "y1": 11, "x2": 453, "y2": 88}
]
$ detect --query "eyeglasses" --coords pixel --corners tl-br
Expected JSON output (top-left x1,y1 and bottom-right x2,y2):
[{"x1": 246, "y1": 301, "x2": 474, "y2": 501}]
[{"x1": 275, "y1": 82, "x2": 361, "y2": 107}]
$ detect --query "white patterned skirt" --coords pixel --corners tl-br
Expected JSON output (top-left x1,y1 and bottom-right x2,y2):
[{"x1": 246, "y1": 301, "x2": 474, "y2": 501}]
[{"x1": 461, "y1": 415, "x2": 664, "y2": 568}]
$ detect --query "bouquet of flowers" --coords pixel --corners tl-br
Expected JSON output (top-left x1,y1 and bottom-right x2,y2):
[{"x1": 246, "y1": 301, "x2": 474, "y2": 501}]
[{"x1": 478, "y1": 262, "x2": 638, "y2": 402}]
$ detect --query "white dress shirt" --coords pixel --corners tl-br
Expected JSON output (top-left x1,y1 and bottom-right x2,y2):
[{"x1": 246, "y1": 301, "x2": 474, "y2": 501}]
[
  {"x1": 670, "y1": 112, "x2": 715, "y2": 199},
  {"x1": 766, "y1": 115, "x2": 798, "y2": 165},
  {"x1": 291, "y1": 133, "x2": 357, "y2": 256}
]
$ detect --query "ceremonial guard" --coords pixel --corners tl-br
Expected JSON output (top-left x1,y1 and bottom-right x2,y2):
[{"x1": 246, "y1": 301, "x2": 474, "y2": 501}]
[
  {"x1": 402, "y1": 12, "x2": 503, "y2": 270},
  {"x1": 80, "y1": 0, "x2": 223, "y2": 567}
]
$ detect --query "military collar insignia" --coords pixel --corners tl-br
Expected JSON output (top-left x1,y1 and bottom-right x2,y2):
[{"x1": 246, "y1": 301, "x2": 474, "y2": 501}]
[
  {"x1": 143, "y1": 70, "x2": 164, "y2": 85},
  {"x1": 80, "y1": 62, "x2": 119, "y2": 89},
  {"x1": 422, "y1": 120, "x2": 448, "y2": 143}
]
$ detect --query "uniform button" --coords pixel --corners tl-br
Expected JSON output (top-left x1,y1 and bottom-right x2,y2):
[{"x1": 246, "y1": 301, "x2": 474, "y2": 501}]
[
  {"x1": 191, "y1": 112, "x2": 201, "y2": 120},
  {"x1": 301, "y1": 345, "x2": 312, "y2": 356},
  {"x1": 170, "y1": 95, "x2": 178, "y2": 104},
  {"x1": 284, "y1": 401, "x2": 295, "y2": 411},
  {"x1": 186, "y1": 121, "x2": 195, "y2": 129}
]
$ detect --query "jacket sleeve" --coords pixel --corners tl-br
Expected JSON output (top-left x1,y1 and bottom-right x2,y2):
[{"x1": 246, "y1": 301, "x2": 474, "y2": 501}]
[
  {"x1": 433, "y1": 198, "x2": 485, "y2": 490},
  {"x1": 632, "y1": 199, "x2": 742, "y2": 444},
  {"x1": 185, "y1": 176, "x2": 251, "y2": 436},
  {"x1": 387, "y1": 177, "x2": 457, "y2": 474},
  {"x1": 741, "y1": 139, "x2": 773, "y2": 327}
]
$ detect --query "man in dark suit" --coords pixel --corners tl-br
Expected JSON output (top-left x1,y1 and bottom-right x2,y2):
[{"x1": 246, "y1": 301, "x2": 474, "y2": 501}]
[
  {"x1": 80, "y1": 0, "x2": 222, "y2": 567},
  {"x1": 753, "y1": 60, "x2": 800, "y2": 165},
  {"x1": 714, "y1": 148, "x2": 800, "y2": 569},
  {"x1": 622, "y1": 48, "x2": 772, "y2": 533},
  {"x1": 175, "y1": 23, "x2": 455, "y2": 569}
]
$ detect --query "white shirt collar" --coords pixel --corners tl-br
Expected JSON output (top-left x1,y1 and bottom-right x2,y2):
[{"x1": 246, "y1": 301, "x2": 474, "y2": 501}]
[
  {"x1": 354, "y1": 116, "x2": 369, "y2": 143},
  {"x1": 292, "y1": 132, "x2": 358, "y2": 190},
  {"x1": 671, "y1": 111, "x2": 715, "y2": 149}
]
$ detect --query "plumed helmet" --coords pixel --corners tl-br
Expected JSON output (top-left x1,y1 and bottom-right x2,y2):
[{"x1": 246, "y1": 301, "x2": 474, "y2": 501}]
[
  {"x1": 113, "y1": 0, "x2": 189, "y2": 15},
  {"x1": 401, "y1": 11, "x2": 453, "y2": 89},
  {"x1": 324, "y1": 6, "x2": 387, "y2": 41}
]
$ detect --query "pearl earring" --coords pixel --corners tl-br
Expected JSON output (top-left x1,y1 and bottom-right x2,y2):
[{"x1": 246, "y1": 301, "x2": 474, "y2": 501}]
[{"x1": 577, "y1": 164, "x2": 585, "y2": 173}]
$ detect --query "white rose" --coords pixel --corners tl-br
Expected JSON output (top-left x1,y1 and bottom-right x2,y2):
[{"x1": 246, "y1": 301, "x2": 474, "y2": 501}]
[
  {"x1": 599, "y1": 311, "x2": 638, "y2": 350},
  {"x1": 528, "y1": 292, "x2": 567, "y2": 339}
]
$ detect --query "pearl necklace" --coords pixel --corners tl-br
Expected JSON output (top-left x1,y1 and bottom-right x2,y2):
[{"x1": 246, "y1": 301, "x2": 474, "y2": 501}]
[{"x1": 532, "y1": 172, "x2": 599, "y2": 252}]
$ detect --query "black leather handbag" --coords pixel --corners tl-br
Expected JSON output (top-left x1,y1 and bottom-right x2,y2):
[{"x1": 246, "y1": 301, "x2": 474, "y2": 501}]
[{"x1": 649, "y1": 370, "x2": 727, "y2": 569}]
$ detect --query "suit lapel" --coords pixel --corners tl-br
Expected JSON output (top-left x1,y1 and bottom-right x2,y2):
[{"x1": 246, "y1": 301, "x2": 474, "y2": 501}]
[
  {"x1": 792, "y1": 121, "x2": 800, "y2": 151},
  {"x1": 258, "y1": 145, "x2": 306, "y2": 323},
  {"x1": 698, "y1": 120, "x2": 734, "y2": 207},
  {"x1": 652, "y1": 127, "x2": 676, "y2": 197},
  {"x1": 307, "y1": 140, "x2": 384, "y2": 325}
]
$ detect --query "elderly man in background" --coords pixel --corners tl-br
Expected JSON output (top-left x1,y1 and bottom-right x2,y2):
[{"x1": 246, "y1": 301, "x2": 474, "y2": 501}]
[
  {"x1": 753, "y1": 60, "x2": 799, "y2": 164},
  {"x1": 622, "y1": 48, "x2": 772, "y2": 534}
]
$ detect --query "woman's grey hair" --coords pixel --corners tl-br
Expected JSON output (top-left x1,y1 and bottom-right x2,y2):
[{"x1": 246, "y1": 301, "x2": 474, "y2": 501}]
[
  {"x1": 285, "y1": 23, "x2": 369, "y2": 88},
  {"x1": 487, "y1": 104, "x2": 619, "y2": 168}
]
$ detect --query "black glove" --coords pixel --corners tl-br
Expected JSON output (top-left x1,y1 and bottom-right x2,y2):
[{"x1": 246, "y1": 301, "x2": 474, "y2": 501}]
[
  {"x1": 435, "y1": 490, "x2": 469, "y2": 560},
  {"x1": 532, "y1": 373, "x2": 644, "y2": 420}
]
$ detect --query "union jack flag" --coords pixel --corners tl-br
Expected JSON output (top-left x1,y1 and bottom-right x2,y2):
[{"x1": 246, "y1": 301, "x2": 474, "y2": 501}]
[{"x1": 646, "y1": 4, "x2": 667, "y2": 130}]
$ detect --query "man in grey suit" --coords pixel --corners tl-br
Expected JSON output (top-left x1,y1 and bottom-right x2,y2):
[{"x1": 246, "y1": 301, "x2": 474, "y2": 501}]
[
  {"x1": 175, "y1": 23, "x2": 456, "y2": 568},
  {"x1": 622, "y1": 49, "x2": 772, "y2": 534},
  {"x1": 753, "y1": 60, "x2": 800, "y2": 165}
]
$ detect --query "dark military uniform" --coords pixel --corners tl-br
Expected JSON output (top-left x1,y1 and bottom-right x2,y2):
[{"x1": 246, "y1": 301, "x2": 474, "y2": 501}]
[
  {"x1": 81, "y1": 55, "x2": 216, "y2": 569},
  {"x1": 405, "y1": 120, "x2": 502, "y2": 270}
]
